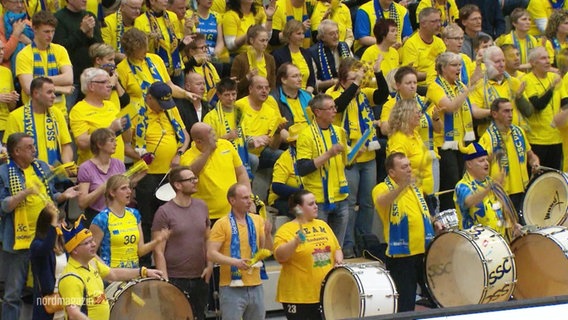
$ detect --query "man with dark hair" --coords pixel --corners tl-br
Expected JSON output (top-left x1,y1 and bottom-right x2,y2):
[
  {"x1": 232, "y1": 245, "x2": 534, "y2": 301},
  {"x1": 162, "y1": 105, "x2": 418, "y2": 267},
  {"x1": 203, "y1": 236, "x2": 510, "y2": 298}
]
[
  {"x1": 152, "y1": 166, "x2": 211, "y2": 320},
  {"x1": 15, "y1": 10, "x2": 74, "y2": 116},
  {"x1": 372, "y1": 152, "x2": 436, "y2": 312},
  {"x1": 102, "y1": 0, "x2": 144, "y2": 61},
  {"x1": 0, "y1": 133, "x2": 79, "y2": 319},
  {"x1": 208, "y1": 183, "x2": 272, "y2": 320},
  {"x1": 4, "y1": 77, "x2": 74, "y2": 167}
]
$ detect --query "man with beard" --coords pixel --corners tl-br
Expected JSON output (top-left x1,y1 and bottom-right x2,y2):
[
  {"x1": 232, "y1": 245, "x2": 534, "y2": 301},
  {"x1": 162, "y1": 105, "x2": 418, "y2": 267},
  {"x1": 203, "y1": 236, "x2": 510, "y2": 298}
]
[
  {"x1": 469, "y1": 46, "x2": 533, "y2": 137},
  {"x1": 152, "y1": 166, "x2": 212, "y2": 320}
]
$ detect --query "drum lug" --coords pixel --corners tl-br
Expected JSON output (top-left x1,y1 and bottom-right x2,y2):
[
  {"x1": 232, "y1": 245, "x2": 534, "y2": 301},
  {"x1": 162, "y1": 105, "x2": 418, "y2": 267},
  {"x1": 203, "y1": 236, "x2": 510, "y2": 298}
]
[{"x1": 482, "y1": 258, "x2": 493, "y2": 263}]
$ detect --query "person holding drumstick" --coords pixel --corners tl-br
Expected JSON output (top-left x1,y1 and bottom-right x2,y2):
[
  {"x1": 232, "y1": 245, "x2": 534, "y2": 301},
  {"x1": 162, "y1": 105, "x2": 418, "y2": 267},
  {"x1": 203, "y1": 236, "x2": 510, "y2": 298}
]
[
  {"x1": 90, "y1": 174, "x2": 170, "y2": 268},
  {"x1": 274, "y1": 190, "x2": 343, "y2": 320},
  {"x1": 372, "y1": 152, "x2": 437, "y2": 312},
  {"x1": 454, "y1": 142, "x2": 523, "y2": 241},
  {"x1": 58, "y1": 217, "x2": 164, "y2": 320}
]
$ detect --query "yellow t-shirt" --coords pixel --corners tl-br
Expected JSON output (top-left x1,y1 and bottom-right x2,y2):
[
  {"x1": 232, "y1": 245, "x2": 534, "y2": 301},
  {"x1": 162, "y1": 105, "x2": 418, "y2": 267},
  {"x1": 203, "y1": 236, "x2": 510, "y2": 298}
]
[
  {"x1": 387, "y1": 131, "x2": 434, "y2": 195},
  {"x1": 116, "y1": 53, "x2": 171, "y2": 107},
  {"x1": 59, "y1": 257, "x2": 111, "y2": 320},
  {"x1": 274, "y1": 219, "x2": 340, "y2": 303},
  {"x1": 133, "y1": 107, "x2": 185, "y2": 174},
  {"x1": 234, "y1": 97, "x2": 281, "y2": 156},
  {"x1": 522, "y1": 72, "x2": 564, "y2": 145},
  {"x1": 22, "y1": 165, "x2": 49, "y2": 241},
  {"x1": 209, "y1": 213, "x2": 265, "y2": 286},
  {"x1": 0, "y1": 66, "x2": 15, "y2": 131},
  {"x1": 267, "y1": 149, "x2": 302, "y2": 205},
  {"x1": 400, "y1": 34, "x2": 446, "y2": 86},
  {"x1": 296, "y1": 124, "x2": 349, "y2": 204},
  {"x1": 495, "y1": 32, "x2": 542, "y2": 65},
  {"x1": 527, "y1": 0, "x2": 568, "y2": 36},
  {"x1": 15, "y1": 43, "x2": 72, "y2": 116},
  {"x1": 273, "y1": 0, "x2": 312, "y2": 48},
  {"x1": 479, "y1": 125, "x2": 531, "y2": 195},
  {"x1": 415, "y1": 0, "x2": 459, "y2": 28},
  {"x1": 426, "y1": 80, "x2": 475, "y2": 148},
  {"x1": 134, "y1": 10, "x2": 183, "y2": 73},
  {"x1": 372, "y1": 181, "x2": 429, "y2": 257},
  {"x1": 360, "y1": 45, "x2": 399, "y2": 89},
  {"x1": 102, "y1": 11, "x2": 134, "y2": 51},
  {"x1": 469, "y1": 75, "x2": 528, "y2": 136},
  {"x1": 290, "y1": 51, "x2": 310, "y2": 89},
  {"x1": 69, "y1": 100, "x2": 126, "y2": 165},
  {"x1": 180, "y1": 139, "x2": 243, "y2": 220},
  {"x1": 311, "y1": 1, "x2": 352, "y2": 44},
  {"x1": 211, "y1": 0, "x2": 226, "y2": 13},
  {"x1": 25, "y1": 0, "x2": 64, "y2": 15},
  {"x1": 4, "y1": 107, "x2": 72, "y2": 164},
  {"x1": 203, "y1": 107, "x2": 238, "y2": 139},
  {"x1": 354, "y1": 1, "x2": 409, "y2": 53},
  {"x1": 561, "y1": 73, "x2": 568, "y2": 172},
  {"x1": 222, "y1": 10, "x2": 266, "y2": 55}
]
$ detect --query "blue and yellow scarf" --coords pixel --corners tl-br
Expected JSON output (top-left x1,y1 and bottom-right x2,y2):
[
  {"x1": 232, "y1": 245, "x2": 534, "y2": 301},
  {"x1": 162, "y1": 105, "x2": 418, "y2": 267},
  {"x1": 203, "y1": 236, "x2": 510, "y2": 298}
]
[
  {"x1": 229, "y1": 212, "x2": 267, "y2": 286},
  {"x1": 23, "y1": 103, "x2": 61, "y2": 165}
]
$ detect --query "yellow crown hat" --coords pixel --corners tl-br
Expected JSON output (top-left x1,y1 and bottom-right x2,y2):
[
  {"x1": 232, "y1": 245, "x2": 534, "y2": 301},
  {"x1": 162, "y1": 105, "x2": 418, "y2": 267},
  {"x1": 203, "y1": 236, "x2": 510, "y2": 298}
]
[{"x1": 459, "y1": 141, "x2": 488, "y2": 161}]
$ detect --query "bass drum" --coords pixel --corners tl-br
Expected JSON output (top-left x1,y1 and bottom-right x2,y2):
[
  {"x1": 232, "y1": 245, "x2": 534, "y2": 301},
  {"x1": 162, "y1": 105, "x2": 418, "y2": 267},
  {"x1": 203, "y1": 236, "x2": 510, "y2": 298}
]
[
  {"x1": 523, "y1": 170, "x2": 568, "y2": 227},
  {"x1": 511, "y1": 226, "x2": 568, "y2": 299},
  {"x1": 105, "y1": 278, "x2": 193, "y2": 320},
  {"x1": 425, "y1": 226, "x2": 516, "y2": 307},
  {"x1": 320, "y1": 262, "x2": 397, "y2": 319}
]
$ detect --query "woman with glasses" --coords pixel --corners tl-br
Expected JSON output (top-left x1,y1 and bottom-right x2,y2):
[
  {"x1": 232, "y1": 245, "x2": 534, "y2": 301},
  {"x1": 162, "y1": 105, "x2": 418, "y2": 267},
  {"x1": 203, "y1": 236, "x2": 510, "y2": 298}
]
[
  {"x1": 69, "y1": 67, "x2": 137, "y2": 165},
  {"x1": 90, "y1": 174, "x2": 170, "y2": 268},
  {"x1": 441, "y1": 23, "x2": 479, "y2": 86},
  {"x1": 89, "y1": 43, "x2": 130, "y2": 111},
  {"x1": 76, "y1": 128, "x2": 126, "y2": 225}
]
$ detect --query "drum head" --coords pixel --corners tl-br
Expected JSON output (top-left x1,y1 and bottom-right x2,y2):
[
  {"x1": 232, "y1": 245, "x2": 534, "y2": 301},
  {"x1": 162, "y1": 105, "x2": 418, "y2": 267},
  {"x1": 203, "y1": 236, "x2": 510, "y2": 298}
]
[
  {"x1": 511, "y1": 228, "x2": 568, "y2": 299},
  {"x1": 523, "y1": 172, "x2": 568, "y2": 227},
  {"x1": 425, "y1": 232, "x2": 485, "y2": 307},
  {"x1": 155, "y1": 183, "x2": 175, "y2": 202},
  {"x1": 321, "y1": 267, "x2": 362, "y2": 320},
  {"x1": 108, "y1": 279, "x2": 193, "y2": 320}
]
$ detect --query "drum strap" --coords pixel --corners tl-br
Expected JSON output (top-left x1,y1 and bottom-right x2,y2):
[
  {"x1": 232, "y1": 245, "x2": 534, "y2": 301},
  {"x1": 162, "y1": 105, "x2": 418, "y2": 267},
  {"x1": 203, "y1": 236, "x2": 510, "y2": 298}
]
[{"x1": 58, "y1": 273, "x2": 88, "y2": 316}]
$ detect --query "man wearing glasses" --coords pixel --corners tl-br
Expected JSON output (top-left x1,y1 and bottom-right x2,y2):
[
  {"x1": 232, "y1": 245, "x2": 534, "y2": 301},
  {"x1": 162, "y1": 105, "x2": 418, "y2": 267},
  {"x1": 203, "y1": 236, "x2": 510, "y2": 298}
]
[{"x1": 152, "y1": 166, "x2": 212, "y2": 320}]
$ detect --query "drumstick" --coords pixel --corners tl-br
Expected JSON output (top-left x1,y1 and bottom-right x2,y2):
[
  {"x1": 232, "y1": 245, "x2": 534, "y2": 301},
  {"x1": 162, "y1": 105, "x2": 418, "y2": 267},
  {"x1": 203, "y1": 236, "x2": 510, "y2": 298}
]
[
  {"x1": 434, "y1": 189, "x2": 454, "y2": 196},
  {"x1": 130, "y1": 292, "x2": 146, "y2": 307},
  {"x1": 292, "y1": 206, "x2": 306, "y2": 243}
]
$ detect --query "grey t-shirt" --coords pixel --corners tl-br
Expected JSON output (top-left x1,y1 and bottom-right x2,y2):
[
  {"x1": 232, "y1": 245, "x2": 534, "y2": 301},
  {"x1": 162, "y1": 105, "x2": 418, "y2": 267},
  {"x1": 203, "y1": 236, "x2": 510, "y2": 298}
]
[{"x1": 152, "y1": 198, "x2": 211, "y2": 278}]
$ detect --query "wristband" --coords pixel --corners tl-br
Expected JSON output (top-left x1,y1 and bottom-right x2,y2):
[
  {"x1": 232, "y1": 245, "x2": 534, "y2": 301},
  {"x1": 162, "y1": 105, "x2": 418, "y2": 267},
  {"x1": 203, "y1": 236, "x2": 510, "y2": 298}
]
[{"x1": 140, "y1": 266, "x2": 147, "y2": 277}]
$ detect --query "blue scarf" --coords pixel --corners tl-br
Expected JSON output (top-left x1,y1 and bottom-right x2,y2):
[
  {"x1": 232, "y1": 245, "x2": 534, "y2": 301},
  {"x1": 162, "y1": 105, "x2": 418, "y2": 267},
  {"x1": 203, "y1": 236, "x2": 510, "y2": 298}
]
[
  {"x1": 23, "y1": 103, "x2": 60, "y2": 165},
  {"x1": 278, "y1": 87, "x2": 312, "y2": 125},
  {"x1": 229, "y1": 212, "x2": 267, "y2": 285},
  {"x1": 550, "y1": 0, "x2": 565, "y2": 9},
  {"x1": 146, "y1": 11, "x2": 182, "y2": 75},
  {"x1": 32, "y1": 42, "x2": 58, "y2": 77},
  {"x1": 460, "y1": 56, "x2": 469, "y2": 86},
  {"x1": 135, "y1": 105, "x2": 185, "y2": 150},
  {"x1": 384, "y1": 176, "x2": 434, "y2": 256},
  {"x1": 511, "y1": 31, "x2": 534, "y2": 64},
  {"x1": 487, "y1": 122, "x2": 526, "y2": 175},
  {"x1": 435, "y1": 76, "x2": 474, "y2": 149},
  {"x1": 128, "y1": 57, "x2": 163, "y2": 96},
  {"x1": 289, "y1": 146, "x2": 304, "y2": 189},
  {"x1": 216, "y1": 104, "x2": 253, "y2": 179},
  {"x1": 309, "y1": 122, "x2": 349, "y2": 210},
  {"x1": 317, "y1": 42, "x2": 350, "y2": 80}
]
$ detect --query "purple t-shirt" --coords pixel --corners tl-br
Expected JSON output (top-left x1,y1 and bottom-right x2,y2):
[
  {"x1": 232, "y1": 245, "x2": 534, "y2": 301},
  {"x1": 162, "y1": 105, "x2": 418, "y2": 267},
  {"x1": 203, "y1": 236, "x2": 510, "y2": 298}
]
[
  {"x1": 152, "y1": 198, "x2": 210, "y2": 278},
  {"x1": 77, "y1": 158, "x2": 126, "y2": 212}
]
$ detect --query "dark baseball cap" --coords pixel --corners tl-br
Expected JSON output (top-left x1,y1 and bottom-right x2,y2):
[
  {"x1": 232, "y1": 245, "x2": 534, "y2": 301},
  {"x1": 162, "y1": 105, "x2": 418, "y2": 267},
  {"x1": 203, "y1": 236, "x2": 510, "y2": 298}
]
[{"x1": 148, "y1": 81, "x2": 175, "y2": 110}]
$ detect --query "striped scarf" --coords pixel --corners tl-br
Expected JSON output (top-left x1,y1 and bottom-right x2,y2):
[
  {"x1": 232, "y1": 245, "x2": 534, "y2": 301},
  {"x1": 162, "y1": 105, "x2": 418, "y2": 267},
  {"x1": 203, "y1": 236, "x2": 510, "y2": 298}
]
[
  {"x1": 435, "y1": 76, "x2": 474, "y2": 150},
  {"x1": 384, "y1": 176, "x2": 434, "y2": 256},
  {"x1": 135, "y1": 106, "x2": 185, "y2": 151},
  {"x1": 229, "y1": 212, "x2": 267, "y2": 286},
  {"x1": 317, "y1": 42, "x2": 350, "y2": 80},
  {"x1": 128, "y1": 57, "x2": 163, "y2": 96},
  {"x1": 9, "y1": 159, "x2": 52, "y2": 250},
  {"x1": 32, "y1": 42, "x2": 59, "y2": 77},
  {"x1": 486, "y1": 122, "x2": 526, "y2": 175},
  {"x1": 23, "y1": 103, "x2": 61, "y2": 165},
  {"x1": 116, "y1": 10, "x2": 124, "y2": 53},
  {"x1": 286, "y1": 0, "x2": 312, "y2": 48},
  {"x1": 146, "y1": 11, "x2": 181, "y2": 75},
  {"x1": 215, "y1": 103, "x2": 253, "y2": 178},
  {"x1": 374, "y1": 0, "x2": 401, "y2": 41}
]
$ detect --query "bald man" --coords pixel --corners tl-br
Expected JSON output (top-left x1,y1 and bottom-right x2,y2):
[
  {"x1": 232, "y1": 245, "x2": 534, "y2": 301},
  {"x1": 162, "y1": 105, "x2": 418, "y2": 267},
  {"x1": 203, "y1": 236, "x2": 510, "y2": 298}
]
[
  {"x1": 174, "y1": 71, "x2": 214, "y2": 133},
  {"x1": 180, "y1": 122, "x2": 250, "y2": 221}
]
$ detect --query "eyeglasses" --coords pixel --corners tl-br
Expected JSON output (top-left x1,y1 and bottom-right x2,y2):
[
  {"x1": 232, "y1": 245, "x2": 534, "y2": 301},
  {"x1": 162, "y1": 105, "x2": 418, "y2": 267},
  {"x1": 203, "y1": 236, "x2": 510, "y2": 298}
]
[
  {"x1": 91, "y1": 80, "x2": 112, "y2": 85},
  {"x1": 318, "y1": 106, "x2": 337, "y2": 111},
  {"x1": 178, "y1": 177, "x2": 199, "y2": 183}
]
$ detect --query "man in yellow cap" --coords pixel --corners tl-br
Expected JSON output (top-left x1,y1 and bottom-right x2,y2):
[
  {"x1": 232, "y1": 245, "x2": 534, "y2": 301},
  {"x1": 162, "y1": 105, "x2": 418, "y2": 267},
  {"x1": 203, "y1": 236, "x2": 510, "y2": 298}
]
[{"x1": 58, "y1": 217, "x2": 163, "y2": 320}]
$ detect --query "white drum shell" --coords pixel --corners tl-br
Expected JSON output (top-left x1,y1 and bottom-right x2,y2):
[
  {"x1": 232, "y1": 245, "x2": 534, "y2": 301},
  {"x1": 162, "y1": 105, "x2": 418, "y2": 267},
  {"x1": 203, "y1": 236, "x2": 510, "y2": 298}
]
[
  {"x1": 425, "y1": 226, "x2": 516, "y2": 307},
  {"x1": 523, "y1": 172, "x2": 568, "y2": 227},
  {"x1": 321, "y1": 262, "x2": 397, "y2": 319}
]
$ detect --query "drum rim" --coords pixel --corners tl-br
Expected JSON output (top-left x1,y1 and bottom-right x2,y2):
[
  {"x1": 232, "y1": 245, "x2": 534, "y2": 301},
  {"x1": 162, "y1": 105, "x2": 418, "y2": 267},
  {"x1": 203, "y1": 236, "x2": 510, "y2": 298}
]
[
  {"x1": 523, "y1": 171, "x2": 568, "y2": 226},
  {"x1": 319, "y1": 264, "x2": 398, "y2": 318},
  {"x1": 423, "y1": 226, "x2": 515, "y2": 307}
]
